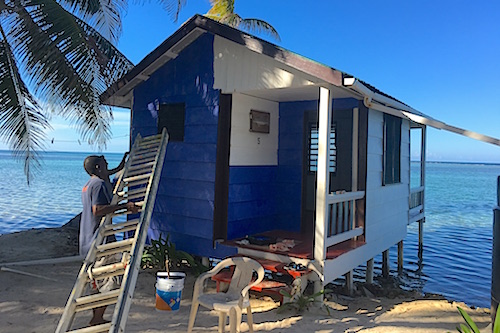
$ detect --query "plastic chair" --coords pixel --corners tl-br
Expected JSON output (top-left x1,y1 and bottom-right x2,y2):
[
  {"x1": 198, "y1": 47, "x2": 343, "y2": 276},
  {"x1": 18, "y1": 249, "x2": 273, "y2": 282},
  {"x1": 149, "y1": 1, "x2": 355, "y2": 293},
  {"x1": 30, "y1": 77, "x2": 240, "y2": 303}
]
[{"x1": 187, "y1": 257, "x2": 265, "y2": 333}]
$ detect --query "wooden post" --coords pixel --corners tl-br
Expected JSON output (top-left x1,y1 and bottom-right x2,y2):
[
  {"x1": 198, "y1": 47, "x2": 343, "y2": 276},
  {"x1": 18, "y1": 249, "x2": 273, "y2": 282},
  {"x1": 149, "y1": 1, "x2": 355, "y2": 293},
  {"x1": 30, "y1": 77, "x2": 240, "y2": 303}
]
[
  {"x1": 314, "y1": 86, "x2": 333, "y2": 263},
  {"x1": 366, "y1": 259, "x2": 374, "y2": 284},
  {"x1": 345, "y1": 270, "x2": 353, "y2": 295},
  {"x1": 382, "y1": 250, "x2": 389, "y2": 278},
  {"x1": 418, "y1": 126, "x2": 426, "y2": 260},
  {"x1": 397, "y1": 241, "x2": 403, "y2": 274},
  {"x1": 418, "y1": 219, "x2": 424, "y2": 260}
]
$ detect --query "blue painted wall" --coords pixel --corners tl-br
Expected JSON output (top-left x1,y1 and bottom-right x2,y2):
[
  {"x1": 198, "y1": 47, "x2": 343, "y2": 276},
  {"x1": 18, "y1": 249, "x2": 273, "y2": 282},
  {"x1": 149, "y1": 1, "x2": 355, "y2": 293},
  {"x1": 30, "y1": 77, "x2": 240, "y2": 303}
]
[
  {"x1": 131, "y1": 33, "x2": 233, "y2": 258},
  {"x1": 227, "y1": 166, "x2": 278, "y2": 239}
]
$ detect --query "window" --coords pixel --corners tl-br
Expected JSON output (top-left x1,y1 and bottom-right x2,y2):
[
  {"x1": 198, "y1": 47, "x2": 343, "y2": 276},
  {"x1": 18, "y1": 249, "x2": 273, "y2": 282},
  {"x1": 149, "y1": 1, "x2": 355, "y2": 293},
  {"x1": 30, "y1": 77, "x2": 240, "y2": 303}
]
[
  {"x1": 383, "y1": 114, "x2": 402, "y2": 185},
  {"x1": 157, "y1": 103, "x2": 185, "y2": 142},
  {"x1": 308, "y1": 123, "x2": 336, "y2": 173}
]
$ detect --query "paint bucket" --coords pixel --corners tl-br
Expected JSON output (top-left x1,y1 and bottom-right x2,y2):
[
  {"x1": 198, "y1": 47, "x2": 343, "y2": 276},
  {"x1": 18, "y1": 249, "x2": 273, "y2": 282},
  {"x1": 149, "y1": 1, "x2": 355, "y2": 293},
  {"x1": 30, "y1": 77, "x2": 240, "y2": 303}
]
[{"x1": 155, "y1": 272, "x2": 185, "y2": 312}]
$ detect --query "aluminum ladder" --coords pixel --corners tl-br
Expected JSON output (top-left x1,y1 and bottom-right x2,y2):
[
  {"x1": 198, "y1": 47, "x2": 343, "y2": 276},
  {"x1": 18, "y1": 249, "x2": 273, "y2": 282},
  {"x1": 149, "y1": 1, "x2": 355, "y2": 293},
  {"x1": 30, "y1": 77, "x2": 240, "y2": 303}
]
[{"x1": 56, "y1": 129, "x2": 169, "y2": 333}]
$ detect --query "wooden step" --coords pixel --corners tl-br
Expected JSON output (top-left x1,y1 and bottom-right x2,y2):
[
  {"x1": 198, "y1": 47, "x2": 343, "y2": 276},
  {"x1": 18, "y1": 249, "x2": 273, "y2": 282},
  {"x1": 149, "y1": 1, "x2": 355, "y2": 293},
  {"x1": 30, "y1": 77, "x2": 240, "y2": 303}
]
[
  {"x1": 103, "y1": 220, "x2": 140, "y2": 237},
  {"x1": 130, "y1": 152, "x2": 157, "y2": 161},
  {"x1": 128, "y1": 161, "x2": 155, "y2": 172},
  {"x1": 89, "y1": 261, "x2": 127, "y2": 278},
  {"x1": 123, "y1": 173, "x2": 151, "y2": 183},
  {"x1": 74, "y1": 290, "x2": 120, "y2": 312},
  {"x1": 96, "y1": 239, "x2": 134, "y2": 254},
  {"x1": 117, "y1": 187, "x2": 146, "y2": 197},
  {"x1": 66, "y1": 322, "x2": 112, "y2": 333}
]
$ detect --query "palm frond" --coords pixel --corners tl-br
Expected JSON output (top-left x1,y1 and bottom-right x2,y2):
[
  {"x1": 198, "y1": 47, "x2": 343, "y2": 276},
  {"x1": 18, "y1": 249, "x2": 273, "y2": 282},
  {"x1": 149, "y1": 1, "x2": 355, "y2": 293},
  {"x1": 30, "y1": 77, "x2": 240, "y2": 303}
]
[
  {"x1": 0, "y1": 24, "x2": 49, "y2": 184},
  {"x1": 154, "y1": 0, "x2": 186, "y2": 22},
  {"x1": 5, "y1": 0, "x2": 132, "y2": 148},
  {"x1": 239, "y1": 18, "x2": 280, "y2": 41},
  {"x1": 205, "y1": 0, "x2": 280, "y2": 41},
  {"x1": 56, "y1": 0, "x2": 127, "y2": 43}
]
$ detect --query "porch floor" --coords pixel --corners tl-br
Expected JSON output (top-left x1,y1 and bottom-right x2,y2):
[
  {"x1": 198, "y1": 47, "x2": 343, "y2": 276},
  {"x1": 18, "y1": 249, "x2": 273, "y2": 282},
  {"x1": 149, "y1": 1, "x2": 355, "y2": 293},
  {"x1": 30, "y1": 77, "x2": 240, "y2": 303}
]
[{"x1": 224, "y1": 230, "x2": 365, "y2": 260}]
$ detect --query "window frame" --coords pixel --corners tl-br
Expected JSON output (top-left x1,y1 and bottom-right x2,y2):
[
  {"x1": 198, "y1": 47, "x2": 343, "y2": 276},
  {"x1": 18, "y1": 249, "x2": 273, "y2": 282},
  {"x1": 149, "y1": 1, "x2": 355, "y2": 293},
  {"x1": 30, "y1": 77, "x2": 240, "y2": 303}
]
[{"x1": 382, "y1": 113, "x2": 402, "y2": 185}]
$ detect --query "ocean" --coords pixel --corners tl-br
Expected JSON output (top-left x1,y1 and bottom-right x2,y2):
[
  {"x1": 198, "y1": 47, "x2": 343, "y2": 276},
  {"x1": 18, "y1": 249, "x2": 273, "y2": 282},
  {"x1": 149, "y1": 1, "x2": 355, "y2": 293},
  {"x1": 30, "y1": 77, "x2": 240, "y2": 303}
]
[{"x1": 0, "y1": 150, "x2": 498, "y2": 308}]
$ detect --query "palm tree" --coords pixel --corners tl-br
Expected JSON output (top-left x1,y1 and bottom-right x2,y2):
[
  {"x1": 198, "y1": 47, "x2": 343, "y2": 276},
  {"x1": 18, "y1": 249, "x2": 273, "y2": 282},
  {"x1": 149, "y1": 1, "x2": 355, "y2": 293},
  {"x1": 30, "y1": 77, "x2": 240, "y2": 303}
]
[
  {"x1": 205, "y1": 0, "x2": 280, "y2": 41},
  {"x1": 0, "y1": 0, "x2": 133, "y2": 183},
  {"x1": 0, "y1": 0, "x2": 278, "y2": 183}
]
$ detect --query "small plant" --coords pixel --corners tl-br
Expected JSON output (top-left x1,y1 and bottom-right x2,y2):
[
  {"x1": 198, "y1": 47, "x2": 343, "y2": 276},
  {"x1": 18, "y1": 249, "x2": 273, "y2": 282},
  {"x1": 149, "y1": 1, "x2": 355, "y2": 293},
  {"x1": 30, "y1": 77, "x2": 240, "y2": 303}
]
[
  {"x1": 141, "y1": 233, "x2": 208, "y2": 275},
  {"x1": 277, "y1": 278, "x2": 331, "y2": 314},
  {"x1": 454, "y1": 306, "x2": 500, "y2": 333}
]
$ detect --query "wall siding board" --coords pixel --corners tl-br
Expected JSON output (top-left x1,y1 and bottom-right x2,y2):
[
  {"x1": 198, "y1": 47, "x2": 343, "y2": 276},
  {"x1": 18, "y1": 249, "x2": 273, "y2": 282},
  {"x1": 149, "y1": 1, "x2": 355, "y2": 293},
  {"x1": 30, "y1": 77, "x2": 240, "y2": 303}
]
[
  {"x1": 155, "y1": 195, "x2": 214, "y2": 220},
  {"x1": 131, "y1": 33, "x2": 218, "y2": 257},
  {"x1": 157, "y1": 178, "x2": 215, "y2": 201},
  {"x1": 165, "y1": 143, "x2": 217, "y2": 162},
  {"x1": 363, "y1": 108, "x2": 410, "y2": 252},
  {"x1": 149, "y1": 215, "x2": 212, "y2": 239},
  {"x1": 162, "y1": 161, "x2": 216, "y2": 182}
]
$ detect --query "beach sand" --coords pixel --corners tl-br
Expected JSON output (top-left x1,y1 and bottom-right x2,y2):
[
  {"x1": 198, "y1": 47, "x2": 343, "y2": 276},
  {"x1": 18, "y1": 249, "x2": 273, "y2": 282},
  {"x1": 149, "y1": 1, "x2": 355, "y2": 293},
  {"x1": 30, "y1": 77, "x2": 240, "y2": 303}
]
[{"x1": 0, "y1": 220, "x2": 492, "y2": 333}]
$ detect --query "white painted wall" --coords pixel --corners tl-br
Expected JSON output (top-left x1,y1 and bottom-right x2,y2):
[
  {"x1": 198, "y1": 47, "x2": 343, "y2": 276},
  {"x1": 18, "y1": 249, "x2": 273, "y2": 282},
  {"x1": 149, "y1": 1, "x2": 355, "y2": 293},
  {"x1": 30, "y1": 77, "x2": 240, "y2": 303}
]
[
  {"x1": 364, "y1": 109, "x2": 410, "y2": 245},
  {"x1": 213, "y1": 36, "x2": 314, "y2": 93},
  {"x1": 229, "y1": 93, "x2": 279, "y2": 166},
  {"x1": 323, "y1": 109, "x2": 411, "y2": 284}
]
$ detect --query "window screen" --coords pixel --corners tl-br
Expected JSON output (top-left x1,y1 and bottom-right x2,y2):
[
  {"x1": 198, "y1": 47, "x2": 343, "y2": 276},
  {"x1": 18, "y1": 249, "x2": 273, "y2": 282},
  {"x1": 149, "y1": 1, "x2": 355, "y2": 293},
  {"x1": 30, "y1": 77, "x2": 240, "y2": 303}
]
[
  {"x1": 157, "y1": 103, "x2": 185, "y2": 142},
  {"x1": 308, "y1": 124, "x2": 336, "y2": 173},
  {"x1": 383, "y1": 114, "x2": 402, "y2": 185}
]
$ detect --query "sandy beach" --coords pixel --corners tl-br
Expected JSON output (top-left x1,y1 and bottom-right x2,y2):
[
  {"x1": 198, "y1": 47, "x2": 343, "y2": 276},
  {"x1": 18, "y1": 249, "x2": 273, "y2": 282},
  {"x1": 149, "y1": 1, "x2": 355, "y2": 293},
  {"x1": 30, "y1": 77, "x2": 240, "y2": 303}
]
[{"x1": 0, "y1": 221, "x2": 493, "y2": 333}]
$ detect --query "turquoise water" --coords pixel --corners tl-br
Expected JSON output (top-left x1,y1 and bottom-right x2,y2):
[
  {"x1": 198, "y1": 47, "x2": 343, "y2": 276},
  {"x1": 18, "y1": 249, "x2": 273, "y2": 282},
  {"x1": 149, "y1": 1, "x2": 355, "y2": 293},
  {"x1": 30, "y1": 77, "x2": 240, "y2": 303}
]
[
  {"x1": 0, "y1": 151, "x2": 498, "y2": 308},
  {"x1": 0, "y1": 150, "x2": 123, "y2": 233}
]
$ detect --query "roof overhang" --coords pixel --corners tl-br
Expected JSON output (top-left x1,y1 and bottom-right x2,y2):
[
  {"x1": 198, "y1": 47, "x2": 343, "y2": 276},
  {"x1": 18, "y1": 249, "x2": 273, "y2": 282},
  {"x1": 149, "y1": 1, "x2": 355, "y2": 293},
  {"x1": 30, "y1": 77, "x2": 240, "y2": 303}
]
[
  {"x1": 101, "y1": 15, "x2": 345, "y2": 108},
  {"x1": 343, "y1": 77, "x2": 500, "y2": 147}
]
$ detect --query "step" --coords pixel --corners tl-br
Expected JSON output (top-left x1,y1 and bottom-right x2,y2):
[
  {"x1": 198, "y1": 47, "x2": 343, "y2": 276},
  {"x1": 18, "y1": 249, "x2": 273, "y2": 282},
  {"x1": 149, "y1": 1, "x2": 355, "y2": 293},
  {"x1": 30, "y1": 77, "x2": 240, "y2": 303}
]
[
  {"x1": 96, "y1": 239, "x2": 134, "y2": 253},
  {"x1": 126, "y1": 167, "x2": 154, "y2": 178},
  {"x1": 89, "y1": 261, "x2": 128, "y2": 278},
  {"x1": 117, "y1": 187, "x2": 146, "y2": 197},
  {"x1": 74, "y1": 290, "x2": 120, "y2": 312},
  {"x1": 103, "y1": 220, "x2": 140, "y2": 237},
  {"x1": 137, "y1": 141, "x2": 160, "y2": 150},
  {"x1": 123, "y1": 173, "x2": 152, "y2": 183},
  {"x1": 128, "y1": 161, "x2": 155, "y2": 172},
  {"x1": 130, "y1": 152, "x2": 157, "y2": 161},
  {"x1": 66, "y1": 322, "x2": 112, "y2": 333}
]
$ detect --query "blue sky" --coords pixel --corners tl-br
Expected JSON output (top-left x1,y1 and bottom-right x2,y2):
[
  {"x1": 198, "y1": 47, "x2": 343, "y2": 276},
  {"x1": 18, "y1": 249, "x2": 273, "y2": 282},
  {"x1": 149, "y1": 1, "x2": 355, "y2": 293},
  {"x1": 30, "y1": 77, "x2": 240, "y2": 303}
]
[{"x1": 7, "y1": 0, "x2": 500, "y2": 162}]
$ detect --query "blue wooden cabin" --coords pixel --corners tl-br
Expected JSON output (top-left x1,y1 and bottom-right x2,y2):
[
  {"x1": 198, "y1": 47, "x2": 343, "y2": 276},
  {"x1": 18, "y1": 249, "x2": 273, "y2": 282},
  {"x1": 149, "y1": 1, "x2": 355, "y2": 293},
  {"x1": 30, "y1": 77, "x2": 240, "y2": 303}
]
[{"x1": 102, "y1": 15, "x2": 500, "y2": 289}]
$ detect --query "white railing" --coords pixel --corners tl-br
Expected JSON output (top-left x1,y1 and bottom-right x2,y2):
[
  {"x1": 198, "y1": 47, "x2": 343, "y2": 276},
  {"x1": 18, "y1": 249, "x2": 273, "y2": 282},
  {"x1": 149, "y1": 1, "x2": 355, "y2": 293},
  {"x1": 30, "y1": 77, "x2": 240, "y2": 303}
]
[
  {"x1": 409, "y1": 186, "x2": 425, "y2": 223},
  {"x1": 324, "y1": 191, "x2": 365, "y2": 248}
]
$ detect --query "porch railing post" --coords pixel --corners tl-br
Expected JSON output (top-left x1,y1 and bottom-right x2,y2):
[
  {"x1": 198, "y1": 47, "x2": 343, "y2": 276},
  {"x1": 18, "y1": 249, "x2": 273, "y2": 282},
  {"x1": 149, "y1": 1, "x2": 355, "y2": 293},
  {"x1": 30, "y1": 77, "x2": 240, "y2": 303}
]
[{"x1": 314, "y1": 86, "x2": 333, "y2": 264}]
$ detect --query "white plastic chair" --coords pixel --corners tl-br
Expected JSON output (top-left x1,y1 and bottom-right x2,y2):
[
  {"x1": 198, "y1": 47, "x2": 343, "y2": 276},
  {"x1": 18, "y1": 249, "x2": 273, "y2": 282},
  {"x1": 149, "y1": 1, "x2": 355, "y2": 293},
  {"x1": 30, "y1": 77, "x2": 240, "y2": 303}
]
[{"x1": 187, "y1": 257, "x2": 265, "y2": 333}]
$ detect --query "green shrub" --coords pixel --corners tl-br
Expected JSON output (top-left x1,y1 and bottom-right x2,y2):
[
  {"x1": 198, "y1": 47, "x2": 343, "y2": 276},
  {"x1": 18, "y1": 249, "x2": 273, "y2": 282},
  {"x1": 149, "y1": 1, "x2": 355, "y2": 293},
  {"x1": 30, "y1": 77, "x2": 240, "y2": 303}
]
[
  {"x1": 454, "y1": 306, "x2": 500, "y2": 333},
  {"x1": 141, "y1": 233, "x2": 208, "y2": 275}
]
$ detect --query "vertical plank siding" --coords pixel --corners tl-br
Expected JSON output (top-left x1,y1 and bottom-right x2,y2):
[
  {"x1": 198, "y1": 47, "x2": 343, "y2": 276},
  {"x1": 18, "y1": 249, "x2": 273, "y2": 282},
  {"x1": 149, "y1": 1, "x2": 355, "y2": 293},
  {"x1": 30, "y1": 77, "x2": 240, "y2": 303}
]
[{"x1": 131, "y1": 34, "x2": 227, "y2": 257}]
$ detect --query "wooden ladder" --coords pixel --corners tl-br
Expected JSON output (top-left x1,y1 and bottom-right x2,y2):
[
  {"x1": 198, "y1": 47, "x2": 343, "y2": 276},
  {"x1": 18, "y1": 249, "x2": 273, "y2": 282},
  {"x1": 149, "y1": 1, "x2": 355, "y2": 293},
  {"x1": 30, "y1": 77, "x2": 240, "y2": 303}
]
[{"x1": 56, "y1": 129, "x2": 169, "y2": 333}]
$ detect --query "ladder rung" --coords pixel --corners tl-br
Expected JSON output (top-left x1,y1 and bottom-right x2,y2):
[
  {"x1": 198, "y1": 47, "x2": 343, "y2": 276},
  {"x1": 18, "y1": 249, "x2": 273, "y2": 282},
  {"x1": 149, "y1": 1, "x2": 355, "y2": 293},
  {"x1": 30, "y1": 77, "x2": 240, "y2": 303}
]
[
  {"x1": 90, "y1": 261, "x2": 127, "y2": 277},
  {"x1": 117, "y1": 187, "x2": 146, "y2": 197},
  {"x1": 131, "y1": 152, "x2": 157, "y2": 161},
  {"x1": 123, "y1": 173, "x2": 152, "y2": 183},
  {"x1": 128, "y1": 161, "x2": 155, "y2": 172},
  {"x1": 126, "y1": 167, "x2": 154, "y2": 178},
  {"x1": 137, "y1": 141, "x2": 160, "y2": 149},
  {"x1": 75, "y1": 290, "x2": 120, "y2": 312},
  {"x1": 96, "y1": 239, "x2": 134, "y2": 252},
  {"x1": 134, "y1": 147, "x2": 158, "y2": 155},
  {"x1": 138, "y1": 134, "x2": 161, "y2": 143},
  {"x1": 103, "y1": 219, "x2": 140, "y2": 236},
  {"x1": 109, "y1": 207, "x2": 143, "y2": 218},
  {"x1": 66, "y1": 322, "x2": 112, "y2": 333},
  {"x1": 86, "y1": 268, "x2": 126, "y2": 283},
  {"x1": 122, "y1": 192, "x2": 146, "y2": 201}
]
